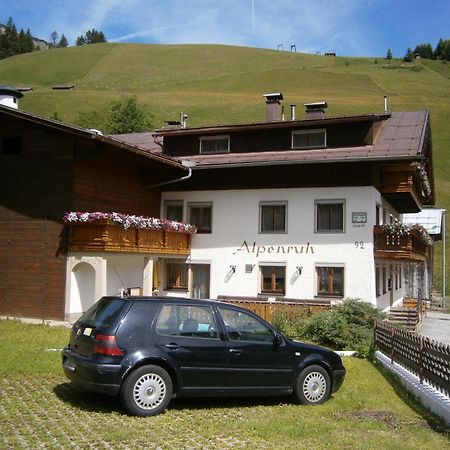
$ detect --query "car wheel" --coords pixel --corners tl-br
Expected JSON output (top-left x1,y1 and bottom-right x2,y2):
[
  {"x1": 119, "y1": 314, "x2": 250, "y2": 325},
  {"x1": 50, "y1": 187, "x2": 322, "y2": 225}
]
[
  {"x1": 294, "y1": 365, "x2": 331, "y2": 405},
  {"x1": 120, "y1": 365, "x2": 173, "y2": 416}
]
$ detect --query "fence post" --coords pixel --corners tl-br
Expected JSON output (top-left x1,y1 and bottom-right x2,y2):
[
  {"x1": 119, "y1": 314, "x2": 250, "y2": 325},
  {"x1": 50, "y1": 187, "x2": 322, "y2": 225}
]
[
  {"x1": 419, "y1": 335, "x2": 424, "y2": 384},
  {"x1": 390, "y1": 327, "x2": 395, "y2": 364}
]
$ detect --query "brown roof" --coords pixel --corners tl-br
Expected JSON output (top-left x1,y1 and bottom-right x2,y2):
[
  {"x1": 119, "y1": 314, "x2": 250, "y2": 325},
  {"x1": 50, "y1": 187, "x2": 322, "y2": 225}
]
[
  {"x1": 109, "y1": 132, "x2": 162, "y2": 153},
  {"x1": 178, "y1": 111, "x2": 429, "y2": 169},
  {"x1": 0, "y1": 105, "x2": 184, "y2": 170}
]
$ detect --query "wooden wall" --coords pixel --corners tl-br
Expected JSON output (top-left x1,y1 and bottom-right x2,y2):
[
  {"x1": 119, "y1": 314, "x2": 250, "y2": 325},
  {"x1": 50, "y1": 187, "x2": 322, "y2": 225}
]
[
  {"x1": 0, "y1": 117, "x2": 73, "y2": 320},
  {"x1": 0, "y1": 115, "x2": 171, "y2": 320}
]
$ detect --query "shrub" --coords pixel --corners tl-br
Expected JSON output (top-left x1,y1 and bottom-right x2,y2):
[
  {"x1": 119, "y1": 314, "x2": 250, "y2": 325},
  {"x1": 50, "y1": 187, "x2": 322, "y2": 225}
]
[{"x1": 272, "y1": 299, "x2": 386, "y2": 358}]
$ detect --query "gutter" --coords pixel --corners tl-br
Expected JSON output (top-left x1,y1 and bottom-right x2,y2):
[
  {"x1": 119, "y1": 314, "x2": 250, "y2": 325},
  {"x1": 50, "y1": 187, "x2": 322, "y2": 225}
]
[
  {"x1": 146, "y1": 160, "x2": 196, "y2": 188},
  {"x1": 190, "y1": 155, "x2": 421, "y2": 170}
]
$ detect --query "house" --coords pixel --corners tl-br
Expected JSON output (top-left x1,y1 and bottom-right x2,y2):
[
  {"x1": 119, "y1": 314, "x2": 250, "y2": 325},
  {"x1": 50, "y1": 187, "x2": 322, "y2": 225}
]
[
  {"x1": 0, "y1": 89, "x2": 438, "y2": 321},
  {"x1": 144, "y1": 93, "x2": 436, "y2": 311},
  {"x1": 0, "y1": 92, "x2": 192, "y2": 321}
]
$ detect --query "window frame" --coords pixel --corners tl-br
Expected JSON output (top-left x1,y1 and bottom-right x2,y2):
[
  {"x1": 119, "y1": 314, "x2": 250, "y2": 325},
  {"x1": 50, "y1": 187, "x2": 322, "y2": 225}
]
[
  {"x1": 259, "y1": 263, "x2": 286, "y2": 295},
  {"x1": 164, "y1": 200, "x2": 184, "y2": 222},
  {"x1": 259, "y1": 201, "x2": 287, "y2": 234},
  {"x1": 188, "y1": 202, "x2": 212, "y2": 234},
  {"x1": 165, "y1": 262, "x2": 189, "y2": 290},
  {"x1": 291, "y1": 129, "x2": 326, "y2": 149},
  {"x1": 315, "y1": 199, "x2": 345, "y2": 233},
  {"x1": 199, "y1": 135, "x2": 230, "y2": 154},
  {"x1": 316, "y1": 265, "x2": 344, "y2": 298}
]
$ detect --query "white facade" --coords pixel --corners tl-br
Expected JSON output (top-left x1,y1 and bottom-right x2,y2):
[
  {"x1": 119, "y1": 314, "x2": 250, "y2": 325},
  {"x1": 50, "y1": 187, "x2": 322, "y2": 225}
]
[{"x1": 161, "y1": 186, "x2": 383, "y2": 304}]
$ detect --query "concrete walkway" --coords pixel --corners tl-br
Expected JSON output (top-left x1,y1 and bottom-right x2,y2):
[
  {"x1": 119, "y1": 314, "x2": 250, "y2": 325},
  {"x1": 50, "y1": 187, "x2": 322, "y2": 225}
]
[{"x1": 419, "y1": 311, "x2": 450, "y2": 346}]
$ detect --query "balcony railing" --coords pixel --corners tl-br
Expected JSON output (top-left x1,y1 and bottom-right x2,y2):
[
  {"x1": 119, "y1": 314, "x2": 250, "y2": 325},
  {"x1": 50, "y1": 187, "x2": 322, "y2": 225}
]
[
  {"x1": 374, "y1": 225, "x2": 428, "y2": 261},
  {"x1": 67, "y1": 219, "x2": 191, "y2": 255},
  {"x1": 380, "y1": 165, "x2": 423, "y2": 213}
]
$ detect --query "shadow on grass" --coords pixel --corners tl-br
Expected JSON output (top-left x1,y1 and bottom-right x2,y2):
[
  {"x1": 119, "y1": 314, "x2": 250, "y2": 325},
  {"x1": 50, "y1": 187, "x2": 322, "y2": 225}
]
[
  {"x1": 369, "y1": 358, "x2": 450, "y2": 435},
  {"x1": 54, "y1": 381, "x2": 296, "y2": 415},
  {"x1": 53, "y1": 382, "x2": 121, "y2": 413}
]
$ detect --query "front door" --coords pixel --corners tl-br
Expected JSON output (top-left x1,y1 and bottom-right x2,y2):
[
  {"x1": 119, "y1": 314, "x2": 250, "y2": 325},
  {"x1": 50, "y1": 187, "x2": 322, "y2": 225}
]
[{"x1": 191, "y1": 264, "x2": 210, "y2": 299}]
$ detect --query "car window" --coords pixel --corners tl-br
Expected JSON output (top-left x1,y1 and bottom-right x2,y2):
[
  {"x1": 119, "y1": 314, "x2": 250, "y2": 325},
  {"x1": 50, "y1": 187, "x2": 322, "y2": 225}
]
[
  {"x1": 78, "y1": 297, "x2": 127, "y2": 329},
  {"x1": 218, "y1": 307, "x2": 274, "y2": 343},
  {"x1": 155, "y1": 304, "x2": 218, "y2": 339}
]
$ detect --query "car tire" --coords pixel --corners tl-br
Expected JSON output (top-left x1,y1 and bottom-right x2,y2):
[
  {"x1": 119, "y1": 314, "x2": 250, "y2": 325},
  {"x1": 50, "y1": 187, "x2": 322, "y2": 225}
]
[
  {"x1": 294, "y1": 365, "x2": 331, "y2": 405},
  {"x1": 120, "y1": 365, "x2": 173, "y2": 416}
]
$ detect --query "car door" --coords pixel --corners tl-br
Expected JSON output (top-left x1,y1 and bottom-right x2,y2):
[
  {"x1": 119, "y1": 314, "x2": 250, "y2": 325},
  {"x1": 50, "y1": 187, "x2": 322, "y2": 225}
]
[
  {"x1": 153, "y1": 303, "x2": 228, "y2": 392},
  {"x1": 217, "y1": 306, "x2": 294, "y2": 391}
]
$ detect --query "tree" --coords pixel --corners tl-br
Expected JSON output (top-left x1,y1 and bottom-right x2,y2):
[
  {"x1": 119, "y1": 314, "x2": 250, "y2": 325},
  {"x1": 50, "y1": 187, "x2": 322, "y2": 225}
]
[
  {"x1": 403, "y1": 47, "x2": 414, "y2": 62},
  {"x1": 50, "y1": 30, "x2": 58, "y2": 47},
  {"x1": 75, "y1": 29, "x2": 107, "y2": 45},
  {"x1": 76, "y1": 97, "x2": 154, "y2": 134},
  {"x1": 107, "y1": 96, "x2": 154, "y2": 134},
  {"x1": 75, "y1": 35, "x2": 85, "y2": 46},
  {"x1": 58, "y1": 34, "x2": 68, "y2": 48},
  {"x1": 386, "y1": 48, "x2": 392, "y2": 60},
  {"x1": 413, "y1": 42, "x2": 433, "y2": 59}
]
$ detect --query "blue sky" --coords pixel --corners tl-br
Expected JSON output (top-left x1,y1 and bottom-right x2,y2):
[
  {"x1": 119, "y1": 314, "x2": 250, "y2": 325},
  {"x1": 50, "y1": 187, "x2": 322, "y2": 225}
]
[{"x1": 3, "y1": 0, "x2": 449, "y2": 58}]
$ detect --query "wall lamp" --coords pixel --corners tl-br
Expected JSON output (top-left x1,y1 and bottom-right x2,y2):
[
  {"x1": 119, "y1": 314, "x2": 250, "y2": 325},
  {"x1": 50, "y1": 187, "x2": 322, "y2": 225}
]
[{"x1": 296, "y1": 266, "x2": 303, "y2": 275}]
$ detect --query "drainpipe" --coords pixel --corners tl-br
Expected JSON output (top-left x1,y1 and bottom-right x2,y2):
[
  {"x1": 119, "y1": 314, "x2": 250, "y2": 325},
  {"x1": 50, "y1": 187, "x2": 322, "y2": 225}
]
[{"x1": 146, "y1": 160, "x2": 196, "y2": 188}]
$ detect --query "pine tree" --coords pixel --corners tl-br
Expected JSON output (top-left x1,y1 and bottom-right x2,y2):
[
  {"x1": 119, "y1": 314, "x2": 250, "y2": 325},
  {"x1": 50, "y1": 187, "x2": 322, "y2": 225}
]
[
  {"x1": 386, "y1": 48, "x2": 393, "y2": 60},
  {"x1": 58, "y1": 34, "x2": 68, "y2": 48}
]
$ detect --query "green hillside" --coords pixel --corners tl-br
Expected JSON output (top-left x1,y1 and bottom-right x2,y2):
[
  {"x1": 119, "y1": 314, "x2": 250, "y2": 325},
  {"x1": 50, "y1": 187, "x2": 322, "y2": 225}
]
[{"x1": 0, "y1": 43, "x2": 449, "y2": 293}]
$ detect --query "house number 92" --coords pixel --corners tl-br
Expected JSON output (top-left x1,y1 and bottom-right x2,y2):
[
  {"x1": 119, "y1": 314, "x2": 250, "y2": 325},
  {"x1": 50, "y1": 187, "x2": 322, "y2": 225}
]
[{"x1": 355, "y1": 241, "x2": 365, "y2": 249}]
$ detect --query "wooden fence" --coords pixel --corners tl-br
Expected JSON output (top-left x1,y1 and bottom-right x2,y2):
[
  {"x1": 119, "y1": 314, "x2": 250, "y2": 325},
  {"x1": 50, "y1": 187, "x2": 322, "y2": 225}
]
[
  {"x1": 217, "y1": 296, "x2": 330, "y2": 322},
  {"x1": 374, "y1": 321, "x2": 450, "y2": 397}
]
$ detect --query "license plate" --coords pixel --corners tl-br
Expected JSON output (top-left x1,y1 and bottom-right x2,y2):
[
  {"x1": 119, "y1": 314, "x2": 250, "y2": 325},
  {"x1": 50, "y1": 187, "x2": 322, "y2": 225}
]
[{"x1": 64, "y1": 359, "x2": 77, "y2": 372}]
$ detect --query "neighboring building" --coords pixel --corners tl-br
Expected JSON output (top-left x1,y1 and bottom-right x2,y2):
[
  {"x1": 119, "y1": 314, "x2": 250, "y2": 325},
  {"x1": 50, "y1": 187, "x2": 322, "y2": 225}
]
[
  {"x1": 0, "y1": 90, "x2": 438, "y2": 321},
  {"x1": 0, "y1": 102, "x2": 191, "y2": 321}
]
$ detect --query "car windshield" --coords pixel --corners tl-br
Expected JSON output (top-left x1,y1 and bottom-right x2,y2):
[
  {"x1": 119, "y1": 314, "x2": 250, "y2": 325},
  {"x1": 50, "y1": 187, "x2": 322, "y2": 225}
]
[{"x1": 78, "y1": 297, "x2": 127, "y2": 329}]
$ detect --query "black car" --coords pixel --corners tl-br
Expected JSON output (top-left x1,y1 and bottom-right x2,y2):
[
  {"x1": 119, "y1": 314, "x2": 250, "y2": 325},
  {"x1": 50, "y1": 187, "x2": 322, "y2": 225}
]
[{"x1": 62, "y1": 296, "x2": 345, "y2": 416}]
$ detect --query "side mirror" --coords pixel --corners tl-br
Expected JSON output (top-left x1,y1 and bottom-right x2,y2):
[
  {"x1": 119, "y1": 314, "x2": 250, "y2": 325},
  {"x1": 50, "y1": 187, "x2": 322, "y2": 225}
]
[{"x1": 273, "y1": 333, "x2": 283, "y2": 347}]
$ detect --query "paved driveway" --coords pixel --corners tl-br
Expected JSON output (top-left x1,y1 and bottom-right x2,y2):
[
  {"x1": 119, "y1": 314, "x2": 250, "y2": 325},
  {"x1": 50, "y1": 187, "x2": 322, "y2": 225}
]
[{"x1": 419, "y1": 311, "x2": 450, "y2": 345}]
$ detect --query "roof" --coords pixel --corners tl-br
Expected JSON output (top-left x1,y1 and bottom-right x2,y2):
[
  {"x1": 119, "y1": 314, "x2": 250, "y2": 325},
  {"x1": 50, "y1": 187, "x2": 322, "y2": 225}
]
[
  {"x1": 403, "y1": 208, "x2": 444, "y2": 237},
  {"x1": 109, "y1": 132, "x2": 162, "y2": 153},
  {"x1": 0, "y1": 85, "x2": 23, "y2": 98},
  {"x1": 0, "y1": 105, "x2": 184, "y2": 170},
  {"x1": 170, "y1": 111, "x2": 429, "y2": 169}
]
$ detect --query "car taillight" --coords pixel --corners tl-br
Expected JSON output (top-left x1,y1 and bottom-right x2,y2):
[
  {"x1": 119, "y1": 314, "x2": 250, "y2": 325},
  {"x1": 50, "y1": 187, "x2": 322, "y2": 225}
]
[{"x1": 93, "y1": 334, "x2": 124, "y2": 356}]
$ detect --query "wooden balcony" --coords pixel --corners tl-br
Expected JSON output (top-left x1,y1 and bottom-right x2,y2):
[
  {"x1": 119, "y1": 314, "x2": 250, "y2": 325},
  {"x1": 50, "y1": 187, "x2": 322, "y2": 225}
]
[
  {"x1": 374, "y1": 225, "x2": 428, "y2": 261},
  {"x1": 380, "y1": 165, "x2": 422, "y2": 213},
  {"x1": 67, "y1": 220, "x2": 191, "y2": 255}
]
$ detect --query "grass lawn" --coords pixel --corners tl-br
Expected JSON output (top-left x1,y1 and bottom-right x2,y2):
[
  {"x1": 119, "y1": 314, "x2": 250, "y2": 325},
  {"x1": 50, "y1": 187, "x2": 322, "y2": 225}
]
[{"x1": 0, "y1": 319, "x2": 448, "y2": 449}]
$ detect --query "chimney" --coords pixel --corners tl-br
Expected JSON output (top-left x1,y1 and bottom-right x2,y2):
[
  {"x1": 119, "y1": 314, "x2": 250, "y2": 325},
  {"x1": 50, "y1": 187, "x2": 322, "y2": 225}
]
[
  {"x1": 0, "y1": 85, "x2": 24, "y2": 110},
  {"x1": 180, "y1": 112, "x2": 188, "y2": 128},
  {"x1": 263, "y1": 92, "x2": 283, "y2": 122},
  {"x1": 304, "y1": 101, "x2": 328, "y2": 120},
  {"x1": 290, "y1": 104, "x2": 296, "y2": 121}
]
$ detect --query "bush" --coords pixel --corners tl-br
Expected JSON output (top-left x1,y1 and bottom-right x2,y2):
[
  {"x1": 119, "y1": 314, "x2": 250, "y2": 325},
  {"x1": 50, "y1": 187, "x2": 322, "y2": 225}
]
[{"x1": 272, "y1": 299, "x2": 386, "y2": 358}]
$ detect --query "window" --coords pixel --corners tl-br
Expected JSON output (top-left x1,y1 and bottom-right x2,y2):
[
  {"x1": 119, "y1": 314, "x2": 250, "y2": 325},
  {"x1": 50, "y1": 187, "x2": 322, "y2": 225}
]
[
  {"x1": 260, "y1": 265, "x2": 286, "y2": 295},
  {"x1": 292, "y1": 129, "x2": 326, "y2": 149},
  {"x1": 200, "y1": 135, "x2": 230, "y2": 154},
  {"x1": 218, "y1": 307, "x2": 274, "y2": 343},
  {"x1": 156, "y1": 304, "x2": 218, "y2": 339},
  {"x1": 382, "y1": 265, "x2": 387, "y2": 294},
  {"x1": 1, "y1": 137, "x2": 22, "y2": 155},
  {"x1": 166, "y1": 262, "x2": 188, "y2": 290},
  {"x1": 315, "y1": 201, "x2": 344, "y2": 232},
  {"x1": 316, "y1": 266, "x2": 344, "y2": 297},
  {"x1": 260, "y1": 202, "x2": 287, "y2": 233},
  {"x1": 165, "y1": 200, "x2": 183, "y2": 222},
  {"x1": 375, "y1": 265, "x2": 381, "y2": 297},
  {"x1": 189, "y1": 203, "x2": 212, "y2": 233}
]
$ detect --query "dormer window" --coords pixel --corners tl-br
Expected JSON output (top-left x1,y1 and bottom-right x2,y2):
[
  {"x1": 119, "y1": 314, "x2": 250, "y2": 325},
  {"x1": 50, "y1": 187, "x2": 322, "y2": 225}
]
[
  {"x1": 292, "y1": 129, "x2": 326, "y2": 149},
  {"x1": 200, "y1": 135, "x2": 230, "y2": 154}
]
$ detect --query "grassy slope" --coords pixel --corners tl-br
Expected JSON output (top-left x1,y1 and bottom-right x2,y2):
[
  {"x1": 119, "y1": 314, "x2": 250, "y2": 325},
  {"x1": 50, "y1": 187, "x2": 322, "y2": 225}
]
[{"x1": 0, "y1": 43, "x2": 448, "y2": 291}]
